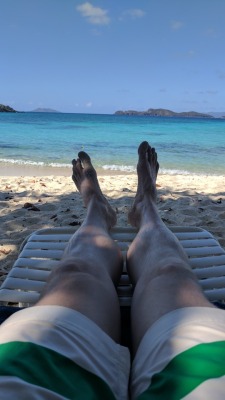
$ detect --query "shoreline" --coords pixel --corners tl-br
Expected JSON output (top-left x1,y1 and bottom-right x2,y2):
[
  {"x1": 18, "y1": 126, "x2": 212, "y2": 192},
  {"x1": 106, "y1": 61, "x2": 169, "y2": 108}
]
[
  {"x1": 0, "y1": 163, "x2": 136, "y2": 177},
  {"x1": 1, "y1": 163, "x2": 225, "y2": 178},
  {"x1": 0, "y1": 173, "x2": 225, "y2": 285}
]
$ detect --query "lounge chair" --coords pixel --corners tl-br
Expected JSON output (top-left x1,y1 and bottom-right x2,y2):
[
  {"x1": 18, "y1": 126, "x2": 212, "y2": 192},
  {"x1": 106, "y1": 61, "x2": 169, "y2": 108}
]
[
  {"x1": 0, "y1": 225, "x2": 225, "y2": 308},
  {"x1": 0, "y1": 225, "x2": 225, "y2": 346}
]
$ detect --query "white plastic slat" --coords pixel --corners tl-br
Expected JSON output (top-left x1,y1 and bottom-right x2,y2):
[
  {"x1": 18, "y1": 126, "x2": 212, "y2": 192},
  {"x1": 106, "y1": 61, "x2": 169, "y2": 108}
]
[
  {"x1": 200, "y1": 276, "x2": 225, "y2": 290},
  {"x1": 0, "y1": 289, "x2": 39, "y2": 304},
  {"x1": 118, "y1": 297, "x2": 131, "y2": 307},
  {"x1": 120, "y1": 275, "x2": 131, "y2": 285},
  {"x1": 174, "y1": 231, "x2": 213, "y2": 240},
  {"x1": 1, "y1": 277, "x2": 45, "y2": 291},
  {"x1": 24, "y1": 242, "x2": 67, "y2": 251},
  {"x1": 111, "y1": 232, "x2": 136, "y2": 241},
  {"x1": 114, "y1": 242, "x2": 130, "y2": 250},
  {"x1": 8, "y1": 267, "x2": 50, "y2": 281},
  {"x1": 117, "y1": 287, "x2": 133, "y2": 296},
  {"x1": 194, "y1": 265, "x2": 225, "y2": 279},
  {"x1": 122, "y1": 263, "x2": 127, "y2": 273},
  {"x1": 205, "y1": 288, "x2": 225, "y2": 302},
  {"x1": 170, "y1": 226, "x2": 203, "y2": 233},
  {"x1": 20, "y1": 249, "x2": 64, "y2": 260},
  {"x1": 185, "y1": 246, "x2": 224, "y2": 257},
  {"x1": 179, "y1": 238, "x2": 219, "y2": 248},
  {"x1": 28, "y1": 227, "x2": 213, "y2": 243},
  {"x1": 14, "y1": 258, "x2": 58, "y2": 269},
  {"x1": 28, "y1": 227, "x2": 75, "y2": 235},
  {"x1": 28, "y1": 234, "x2": 72, "y2": 242},
  {"x1": 189, "y1": 255, "x2": 225, "y2": 268}
]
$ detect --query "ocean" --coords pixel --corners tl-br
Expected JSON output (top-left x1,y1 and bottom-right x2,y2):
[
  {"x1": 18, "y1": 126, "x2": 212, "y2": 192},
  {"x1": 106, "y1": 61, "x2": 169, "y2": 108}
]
[{"x1": 0, "y1": 112, "x2": 224, "y2": 175}]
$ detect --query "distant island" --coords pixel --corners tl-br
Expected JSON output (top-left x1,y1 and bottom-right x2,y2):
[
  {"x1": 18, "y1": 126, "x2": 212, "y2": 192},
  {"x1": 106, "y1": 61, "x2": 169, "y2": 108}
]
[
  {"x1": 0, "y1": 104, "x2": 61, "y2": 113},
  {"x1": 31, "y1": 108, "x2": 60, "y2": 113},
  {"x1": 114, "y1": 108, "x2": 213, "y2": 118},
  {"x1": 208, "y1": 111, "x2": 225, "y2": 118},
  {"x1": 0, "y1": 104, "x2": 17, "y2": 112}
]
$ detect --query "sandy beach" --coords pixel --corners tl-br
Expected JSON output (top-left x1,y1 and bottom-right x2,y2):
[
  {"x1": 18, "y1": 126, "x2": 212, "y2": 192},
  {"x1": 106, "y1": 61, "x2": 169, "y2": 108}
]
[{"x1": 0, "y1": 172, "x2": 225, "y2": 285}]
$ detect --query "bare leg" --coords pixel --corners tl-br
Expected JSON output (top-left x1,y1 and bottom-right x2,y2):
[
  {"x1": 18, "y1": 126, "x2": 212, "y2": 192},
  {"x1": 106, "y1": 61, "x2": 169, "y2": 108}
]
[
  {"x1": 37, "y1": 151, "x2": 123, "y2": 342},
  {"x1": 127, "y1": 141, "x2": 214, "y2": 353}
]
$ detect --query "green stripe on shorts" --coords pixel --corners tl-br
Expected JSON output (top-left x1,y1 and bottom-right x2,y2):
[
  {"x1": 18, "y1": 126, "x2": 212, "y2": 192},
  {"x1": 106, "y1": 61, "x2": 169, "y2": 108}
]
[
  {"x1": 138, "y1": 340, "x2": 225, "y2": 400},
  {"x1": 0, "y1": 341, "x2": 116, "y2": 399}
]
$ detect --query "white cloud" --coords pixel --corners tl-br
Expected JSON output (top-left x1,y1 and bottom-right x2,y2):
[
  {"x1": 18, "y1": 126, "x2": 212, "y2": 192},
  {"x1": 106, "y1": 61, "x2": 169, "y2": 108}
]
[
  {"x1": 77, "y1": 2, "x2": 110, "y2": 25},
  {"x1": 170, "y1": 20, "x2": 184, "y2": 30},
  {"x1": 120, "y1": 8, "x2": 146, "y2": 20},
  {"x1": 86, "y1": 101, "x2": 92, "y2": 107}
]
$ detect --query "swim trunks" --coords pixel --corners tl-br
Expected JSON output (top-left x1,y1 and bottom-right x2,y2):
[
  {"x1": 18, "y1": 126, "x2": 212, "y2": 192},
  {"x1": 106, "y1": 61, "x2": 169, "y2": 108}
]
[
  {"x1": 1, "y1": 305, "x2": 225, "y2": 399},
  {"x1": 0, "y1": 305, "x2": 130, "y2": 399},
  {"x1": 131, "y1": 306, "x2": 225, "y2": 399}
]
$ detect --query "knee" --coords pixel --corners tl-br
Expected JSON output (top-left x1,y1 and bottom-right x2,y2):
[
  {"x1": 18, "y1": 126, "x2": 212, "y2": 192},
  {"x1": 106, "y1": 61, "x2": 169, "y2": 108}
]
[
  {"x1": 133, "y1": 262, "x2": 200, "y2": 310},
  {"x1": 49, "y1": 256, "x2": 107, "y2": 284},
  {"x1": 41, "y1": 257, "x2": 111, "y2": 300},
  {"x1": 157, "y1": 261, "x2": 193, "y2": 279},
  {"x1": 139, "y1": 260, "x2": 197, "y2": 290}
]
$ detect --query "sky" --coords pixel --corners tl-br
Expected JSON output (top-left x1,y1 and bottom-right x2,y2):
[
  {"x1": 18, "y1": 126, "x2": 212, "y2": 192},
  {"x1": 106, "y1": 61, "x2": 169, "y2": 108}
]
[{"x1": 1, "y1": 0, "x2": 225, "y2": 114}]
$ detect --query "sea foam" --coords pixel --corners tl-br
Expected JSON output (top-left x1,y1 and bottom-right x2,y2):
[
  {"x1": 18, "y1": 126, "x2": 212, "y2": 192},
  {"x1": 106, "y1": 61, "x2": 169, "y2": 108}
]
[
  {"x1": 0, "y1": 158, "x2": 71, "y2": 168},
  {"x1": 102, "y1": 164, "x2": 136, "y2": 172}
]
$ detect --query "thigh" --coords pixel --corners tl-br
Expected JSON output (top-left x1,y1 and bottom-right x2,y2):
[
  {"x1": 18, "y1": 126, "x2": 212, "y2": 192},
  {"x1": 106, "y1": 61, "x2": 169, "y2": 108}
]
[
  {"x1": 37, "y1": 257, "x2": 122, "y2": 342},
  {"x1": 131, "y1": 264, "x2": 213, "y2": 352}
]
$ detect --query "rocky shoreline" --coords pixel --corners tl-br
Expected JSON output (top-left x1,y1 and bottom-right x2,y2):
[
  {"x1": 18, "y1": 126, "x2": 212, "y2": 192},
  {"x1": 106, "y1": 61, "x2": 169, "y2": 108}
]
[
  {"x1": 115, "y1": 108, "x2": 213, "y2": 118},
  {"x1": 0, "y1": 104, "x2": 17, "y2": 113}
]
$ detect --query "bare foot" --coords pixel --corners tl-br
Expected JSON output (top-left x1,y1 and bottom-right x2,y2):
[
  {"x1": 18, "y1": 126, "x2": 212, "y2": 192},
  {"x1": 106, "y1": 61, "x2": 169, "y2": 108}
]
[
  {"x1": 72, "y1": 151, "x2": 117, "y2": 228},
  {"x1": 128, "y1": 141, "x2": 159, "y2": 227}
]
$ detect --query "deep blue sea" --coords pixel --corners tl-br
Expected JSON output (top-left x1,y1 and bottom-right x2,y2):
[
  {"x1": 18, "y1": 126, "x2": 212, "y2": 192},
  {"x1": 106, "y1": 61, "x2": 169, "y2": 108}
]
[{"x1": 0, "y1": 112, "x2": 225, "y2": 175}]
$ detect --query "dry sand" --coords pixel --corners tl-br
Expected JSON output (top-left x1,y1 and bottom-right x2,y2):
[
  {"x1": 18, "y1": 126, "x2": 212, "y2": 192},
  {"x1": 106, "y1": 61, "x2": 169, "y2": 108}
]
[{"x1": 0, "y1": 172, "x2": 225, "y2": 284}]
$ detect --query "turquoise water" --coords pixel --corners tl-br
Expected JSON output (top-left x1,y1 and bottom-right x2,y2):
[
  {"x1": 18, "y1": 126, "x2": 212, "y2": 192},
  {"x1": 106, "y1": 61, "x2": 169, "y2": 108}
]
[{"x1": 0, "y1": 112, "x2": 225, "y2": 175}]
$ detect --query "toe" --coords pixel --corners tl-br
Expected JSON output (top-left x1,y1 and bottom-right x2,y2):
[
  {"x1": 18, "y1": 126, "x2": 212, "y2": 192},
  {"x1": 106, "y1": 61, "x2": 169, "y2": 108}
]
[
  {"x1": 138, "y1": 142, "x2": 150, "y2": 169},
  {"x1": 147, "y1": 146, "x2": 156, "y2": 164},
  {"x1": 152, "y1": 149, "x2": 158, "y2": 168},
  {"x1": 156, "y1": 162, "x2": 160, "y2": 174},
  {"x1": 72, "y1": 158, "x2": 82, "y2": 171},
  {"x1": 72, "y1": 158, "x2": 83, "y2": 185},
  {"x1": 138, "y1": 141, "x2": 149, "y2": 158},
  {"x1": 78, "y1": 151, "x2": 92, "y2": 168}
]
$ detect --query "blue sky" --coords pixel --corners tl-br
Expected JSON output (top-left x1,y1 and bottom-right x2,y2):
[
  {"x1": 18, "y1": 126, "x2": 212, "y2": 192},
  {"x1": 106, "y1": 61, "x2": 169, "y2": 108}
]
[{"x1": 1, "y1": 0, "x2": 225, "y2": 114}]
